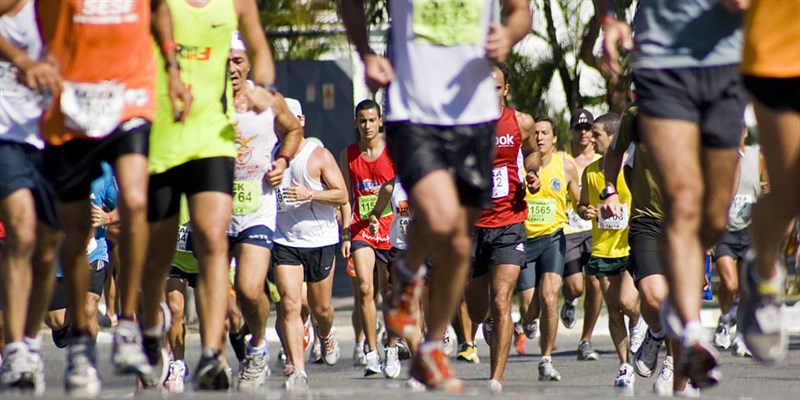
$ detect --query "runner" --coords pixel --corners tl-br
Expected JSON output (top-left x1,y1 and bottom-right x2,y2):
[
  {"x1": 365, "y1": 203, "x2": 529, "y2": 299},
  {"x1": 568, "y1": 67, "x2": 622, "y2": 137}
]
[
  {"x1": 35, "y1": 0, "x2": 192, "y2": 394},
  {"x1": 0, "y1": 0, "x2": 60, "y2": 394},
  {"x1": 561, "y1": 108, "x2": 604, "y2": 361},
  {"x1": 516, "y1": 116, "x2": 580, "y2": 382},
  {"x1": 462, "y1": 63, "x2": 535, "y2": 394},
  {"x1": 575, "y1": 113, "x2": 642, "y2": 388},
  {"x1": 341, "y1": 0, "x2": 531, "y2": 392},
  {"x1": 712, "y1": 129, "x2": 762, "y2": 352},
  {"x1": 739, "y1": 0, "x2": 799, "y2": 365},
  {"x1": 273, "y1": 106, "x2": 348, "y2": 391},
  {"x1": 601, "y1": 0, "x2": 748, "y2": 388},
  {"x1": 339, "y1": 99, "x2": 395, "y2": 377},
  {"x1": 136, "y1": 0, "x2": 280, "y2": 391}
]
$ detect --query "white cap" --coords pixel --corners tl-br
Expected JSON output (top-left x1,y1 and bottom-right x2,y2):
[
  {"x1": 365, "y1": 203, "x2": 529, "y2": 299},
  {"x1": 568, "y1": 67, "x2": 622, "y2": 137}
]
[
  {"x1": 231, "y1": 31, "x2": 246, "y2": 52},
  {"x1": 306, "y1": 137, "x2": 324, "y2": 148},
  {"x1": 285, "y1": 98, "x2": 303, "y2": 117}
]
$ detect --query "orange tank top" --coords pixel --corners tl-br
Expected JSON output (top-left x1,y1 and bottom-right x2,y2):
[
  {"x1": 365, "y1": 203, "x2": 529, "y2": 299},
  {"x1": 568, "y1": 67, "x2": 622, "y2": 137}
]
[
  {"x1": 40, "y1": 0, "x2": 156, "y2": 145},
  {"x1": 741, "y1": 0, "x2": 800, "y2": 78}
]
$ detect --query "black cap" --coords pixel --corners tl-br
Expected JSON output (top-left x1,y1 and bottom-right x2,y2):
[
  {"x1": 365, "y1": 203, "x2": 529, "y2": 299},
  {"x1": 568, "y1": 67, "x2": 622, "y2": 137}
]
[{"x1": 570, "y1": 108, "x2": 594, "y2": 129}]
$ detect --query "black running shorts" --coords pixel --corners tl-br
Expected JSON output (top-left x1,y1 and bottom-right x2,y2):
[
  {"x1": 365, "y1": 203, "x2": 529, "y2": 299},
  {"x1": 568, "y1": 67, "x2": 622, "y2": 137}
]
[
  {"x1": 712, "y1": 228, "x2": 751, "y2": 262},
  {"x1": 627, "y1": 217, "x2": 663, "y2": 283},
  {"x1": 147, "y1": 156, "x2": 234, "y2": 222},
  {"x1": 471, "y1": 223, "x2": 526, "y2": 278},
  {"x1": 272, "y1": 243, "x2": 336, "y2": 283},
  {"x1": 0, "y1": 141, "x2": 59, "y2": 228},
  {"x1": 743, "y1": 76, "x2": 800, "y2": 112}
]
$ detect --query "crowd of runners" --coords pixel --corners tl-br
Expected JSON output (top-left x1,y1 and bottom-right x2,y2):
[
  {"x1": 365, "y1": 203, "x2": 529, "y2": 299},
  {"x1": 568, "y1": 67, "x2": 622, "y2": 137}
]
[{"x1": 0, "y1": 0, "x2": 797, "y2": 396}]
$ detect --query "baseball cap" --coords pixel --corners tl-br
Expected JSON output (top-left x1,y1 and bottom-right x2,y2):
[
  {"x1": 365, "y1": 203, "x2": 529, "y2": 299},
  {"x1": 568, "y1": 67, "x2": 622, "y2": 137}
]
[
  {"x1": 570, "y1": 108, "x2": 594, "y2": 129},
  {"x1": 285, "y1": 98, "x2": 303, "y2": 118}
]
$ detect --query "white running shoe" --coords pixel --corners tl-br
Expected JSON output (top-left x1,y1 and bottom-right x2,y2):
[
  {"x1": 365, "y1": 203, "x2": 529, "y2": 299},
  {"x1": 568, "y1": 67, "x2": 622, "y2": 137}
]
[
  {"x1": 65, "y1": 336, "x2": 102, "y2": 397},
  {"x1": 488, "y1": 379, "x2": 503, "y2": 394},
  {"x1": 443, "y1": 325, "x2": 456, "y2": 355},
  {"x1": 652, "y1": 356, "x2": 674, "y2": 397},
  {"x1": 164, "y1": 359, "x2": 187, "y2": 393},
  {"x1": 634, "y1": 329, "x2": 665, "y2": 377},
  {"x1": 560, "y1": 299, "x2": 577, "y2": 329},
  {"x1": 629, "y1": 316, "x2": 648, "y2": 354},
  {"x1": 614, "y1": 363, "x2": 636, "y2": 387},
  {"x1": 284, "y1": 369, "x2": 309, "y2": 392},
  {"x1": 732, "y1": 333, "x2": 753, "y2": 357},
  {"x1": 0, "y1": 345, "x2": 37, "y2": 394},
  {"x1": 320, "y1": 334, "x2": 341, "y2": 366},
  {"x1": 112, "y1": 319, "x2": 151, "y2": 376},
  {"x1": 538, "y1": 357, "x2": 561, "y2": 381},
  {"x1": 383, "y1": 346, "x2": 401, "y2": 379},
  {"x1": 353, "y1": 342, "x2": 366, "y2": 367},
  {"x1": 237, "y1": 343, "x2": 269, "y2": 392},
  {"x1": 714, "y1": 317, "x2": 734, "y2": 349},
  {"x1": 363, "y1": 350, "x2": 382, "y2": 376}
]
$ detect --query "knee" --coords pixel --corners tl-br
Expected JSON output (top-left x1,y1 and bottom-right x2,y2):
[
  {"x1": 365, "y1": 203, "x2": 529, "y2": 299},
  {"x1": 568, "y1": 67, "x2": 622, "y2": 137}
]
[
  {"x1": 420, "y1": 207, "x2": 459, "y2": 242},
  {"x1": 312, "y1": 301, "x2": 333, "y2": 319},
  {"x1": 700, "y1": 216, "x2": 727, "y2": 247},
  {"x1": 491, "y1": 288, "x2": 513, "y2": 314},
  {"x1": 665, "y1": 184, "x2": 702, "y2": 223},
  {"x1": 191, "y1": 229, "x2": 228, "y2": 257},
  {"x1": 280, "y1": 295, "x2": 302, "y2": 317},
  {"x1": 357, "y1": 280, "x2": 374, "y2": 300},
  {"x1": 6, "y1": 228, "x2": 36, "y2": 256},
  {"x1": 448, "y1": 229, "x2": 473, "y2": 258},
  {"x1": 235, "y1": 281, "x2": 262, "y2": 304},
  {"x1": 119, "y1": 190, "x2": 147, "y2": 218},
  {"x1": 639, "y1": 282, "x2": 667, "y2": 314},
  {"x1": 167, "y1": 294, "x2": 185, "y2": 323},
  {"x1": 721, "y1": 276, "x2": 738, "y2": 294}
]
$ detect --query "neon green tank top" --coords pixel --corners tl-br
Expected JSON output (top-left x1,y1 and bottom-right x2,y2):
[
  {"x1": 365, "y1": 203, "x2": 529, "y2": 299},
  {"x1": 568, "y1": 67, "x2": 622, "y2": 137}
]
[
  {"x1": 525, "y1": 152, "x2": 568, "y2": 238},
  {"x1": 149, "y1": 0, "x2": 237, "y2": 174}
]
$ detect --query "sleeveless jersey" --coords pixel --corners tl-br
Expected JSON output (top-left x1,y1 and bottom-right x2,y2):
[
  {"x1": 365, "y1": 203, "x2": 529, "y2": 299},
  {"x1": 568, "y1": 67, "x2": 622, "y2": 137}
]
[
  {"x1": 586, "y1": 158, "x2": 632, "y2": 259},
  {"x1": 564, "y1": 153, "x2": 601, "y2": 235},
  {"x1": 389, "y1": 178, "x2": 411, "y2": 250},
  {"x1": 0, "y1": 0, "x2": 44, "y2": 148},
  {"x1": 40, "y1": 0, "x2": 156, "y2": 145},
  {"x1": 149, "y1": 0, "x2": 237, "y2": 174},
  {"x1": 347, "y1": 142, "x2": 395, "y2": 250},
  {"x1": 741, "y1": 0, "x2": 800, "y2": 78},
  {"x1": 525, "y1": 152, "x2": 568, "y2": 238},
  {"x1": 385, "y1": 0, "x2": 499, "y2": 125},
  {"x1": 477, "y1": 107, "x2": 526, "y2": 227},
  {"x1": 228, "y1": 81, "x2": 279, "y2": 236},
  {"x1": 275, "y1": 141, "x2": 339, "y2": 248},
  {"x1": 173, "y1": 195, "x2": 199, "y2": 274},
  {"x1": 727, "y1": 145, "x2": 761, "y2": 231}
]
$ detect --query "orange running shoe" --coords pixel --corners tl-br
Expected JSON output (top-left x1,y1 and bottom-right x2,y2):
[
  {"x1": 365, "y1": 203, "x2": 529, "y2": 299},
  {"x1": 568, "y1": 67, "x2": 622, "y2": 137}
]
[
  {"x1": 514, "y1": 323, "x2": 527, "y2": 355},
  {"x1": 384, "y1": 263, "x2": 425, "y2": 340},
  {"x1": 410, "y1": 345, "x2": 464, "y2": 393}
]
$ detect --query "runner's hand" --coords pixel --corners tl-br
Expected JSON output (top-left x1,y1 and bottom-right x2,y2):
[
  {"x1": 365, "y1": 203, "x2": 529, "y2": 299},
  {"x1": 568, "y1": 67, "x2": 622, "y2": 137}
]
[
  {"x1": 583, "y1": 205, "x2": 597, "y2": 221},
  {"x1": 266, "y1": 157, "x2": 288, "y2": 187},
  {"x1": 525, "y1": 170, "x2": 541, "y2": 194},
  {"x1": 341, "y1": 240, "x2": 351, "y2": 258},
  {"x1": 600, "y1": 195, "x2": 622, "y2": 219},
  {"x1": 485, "y1": 23, "x2": 514, "y2": 63},
  {"x1": 284, "y1": 179, "x2": 312, "y2": 202},
  {"x1": 599, "y1": 18, "x2": 633, "y2": 79},
  {"x1": 167, "y1": 69, "x2": 192, "y2": 123},
  {"x1": 362, "y1": 53, "x2": 393, "y2": 93},
  {"x1": 16, "y1": 59, "x2": 62, "y2": 96},
  {"x1": 90, "y1": 203, "x2": 110, "y2": 227},
  {"x1": 369, "y1": 214, "x2": 380, "y2": 236}
]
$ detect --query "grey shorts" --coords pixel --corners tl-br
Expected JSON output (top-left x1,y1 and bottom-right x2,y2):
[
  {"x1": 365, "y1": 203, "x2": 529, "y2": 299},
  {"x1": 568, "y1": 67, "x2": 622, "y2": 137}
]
[{"x1": 516, "y1": 229, "x2": 566, "y2": 291}]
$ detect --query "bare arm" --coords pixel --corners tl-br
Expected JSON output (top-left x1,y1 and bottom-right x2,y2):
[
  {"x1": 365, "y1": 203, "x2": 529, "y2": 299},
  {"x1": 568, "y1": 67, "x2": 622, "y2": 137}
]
[
  {"x1": 235, "y1": 0, "x2": 274, "y2": 86},
  {"x1": 564, "y1": 157, "x2": 581, "y2": 208},
  {"x1": 284, "y1": 148, "x2": 348, "y2": 206},
  {"x1": 486, "y1": 0, "x2": 532, "y2": 63},
  {"x1": 0, "y1": 0, "x2": 61, "y2": 94},
  {"x1": 339, "y1": 0, "x2": 393, "y2": 92},
  {"x1": 266, "y1": 93, "x2": 304, "y2": 186},
  {"x1": 369, "y1": 178, "x2": 395, "y2": 236},
  {"x1": 151, "y1": 0, "x2": 192, "y2": 122},
  {"x1": 597, "y1": 0, "x2": 633, "y2": 79},
  {"x1": 576, "y1": 169, "x2": 597, "y2": 221},
  {"x1": 520, "y1": 114, "x2": 542, "y2": 193}
]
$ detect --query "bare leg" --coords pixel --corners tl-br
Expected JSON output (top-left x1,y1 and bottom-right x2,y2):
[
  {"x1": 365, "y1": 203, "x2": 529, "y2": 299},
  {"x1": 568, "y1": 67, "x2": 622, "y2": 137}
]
[
  {"x1": 538, "y1": 272, "x2": 562, "y2": 357},
  {"x1": 275, "y1": 265, "x2": 306, "y2": 371},
  {"x1": 233, "y1": 244, "x2": 271, "y2": 347},
  {"x1": 353, "y1": 247, "x2": 378, "y2": 351},
  {"x1": 581, "y1": 273, "x2": 603, "y2": 342},
  {"x1": 488, "y1": 264, "x2": 520, "y2": 382},
  {"x1": 166, "y1": 278, "x2": 187, "y2": 361}
]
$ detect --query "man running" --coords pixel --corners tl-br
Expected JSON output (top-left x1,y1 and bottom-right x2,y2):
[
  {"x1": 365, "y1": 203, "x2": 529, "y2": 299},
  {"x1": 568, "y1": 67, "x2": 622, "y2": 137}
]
[
  {"x1": 35, "y1": 0, "x2": 191, "y2": 394},
  {"x1": 227, "y1": 33, "x2": 304, "y2": 391},
  {"x1": 0, "y1": 0, "x2": 60, "y2": 394},
  {"x1": 463, "y1": 63, "x2": 535, "y2": 394},
  {"x1": 273, "y1": 103, "x2": 348, "y2": 391},
  {"x1": 341, "y1": 0, "x2": 531, "y2": 391},
  {"x1": 601, "y1": 0, "x2": 748, "y2": 388},
  {"x1": 136, "y1": 0, "x2": 280, "y2": 391},
  {"x1": 339, "y1": 99, "x2": 395, "y2": 376}
]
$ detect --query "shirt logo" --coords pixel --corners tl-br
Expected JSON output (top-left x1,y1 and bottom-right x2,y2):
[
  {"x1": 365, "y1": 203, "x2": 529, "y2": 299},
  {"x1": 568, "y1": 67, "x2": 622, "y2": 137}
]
[
  {"x1": 496, "y1": 133, "x2": 515, "y2": 147},
  {"x1": 550, "y1": 178, "x2": 562, "y2": 192}
]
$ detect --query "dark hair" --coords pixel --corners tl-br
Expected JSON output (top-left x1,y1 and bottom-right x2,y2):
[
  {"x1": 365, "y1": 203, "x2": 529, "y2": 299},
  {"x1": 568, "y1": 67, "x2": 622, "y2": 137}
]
[
  {"x1": 494, "y1": 63, "x2": 510, "y2": 84},
  {"x1": 594, "y1": 113, "x2": 621, "y2": 136},
  {"x1": 534, "y1": 116, "x2": 555, "y2": 132},
  {"x1": 355, "y1": 99, "x2": 381, "y2": 118}
]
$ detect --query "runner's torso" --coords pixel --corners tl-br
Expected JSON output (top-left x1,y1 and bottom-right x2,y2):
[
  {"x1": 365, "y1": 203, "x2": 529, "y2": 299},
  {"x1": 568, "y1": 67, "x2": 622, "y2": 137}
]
[
  {"x1": 727, "y1": 145, "x2": 761, "y2": 231},
  {"x1": 347, "y1": 142, "x2": 395, "y2": 249},
  {"x1": 564, "y1": 152, "x2": 600, "y2": 235},
  {"x1": 586, "y1": 158, "x2": 631, "y2": 258},
  {"x1": 477, "y1": 107, "x2": 526, "y2": 227},
  {"x1": 525, "y1": 152, "x2": 568, "y2": 238}
]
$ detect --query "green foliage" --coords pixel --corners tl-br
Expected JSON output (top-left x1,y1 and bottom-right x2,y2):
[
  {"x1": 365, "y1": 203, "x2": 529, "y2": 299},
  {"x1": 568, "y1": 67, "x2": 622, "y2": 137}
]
[{"x1": 258, "y1": 0, "x2": 342, "y2": 60}]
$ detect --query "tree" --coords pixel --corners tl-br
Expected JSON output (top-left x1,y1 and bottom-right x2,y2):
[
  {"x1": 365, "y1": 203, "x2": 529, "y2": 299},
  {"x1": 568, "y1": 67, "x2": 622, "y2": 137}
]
[{"x1": 258, "y1": 0, "x2": 343, "y2": 60}]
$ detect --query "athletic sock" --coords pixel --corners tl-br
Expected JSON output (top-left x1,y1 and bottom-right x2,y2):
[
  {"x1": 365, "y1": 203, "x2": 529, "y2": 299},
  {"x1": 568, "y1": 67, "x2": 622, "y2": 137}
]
[
  {"x1": 5, "y1": 341, "x2": 26, "y2": 355},
  {"x1": 24, "y1": 336, "x2": 43, "y2": 353}
]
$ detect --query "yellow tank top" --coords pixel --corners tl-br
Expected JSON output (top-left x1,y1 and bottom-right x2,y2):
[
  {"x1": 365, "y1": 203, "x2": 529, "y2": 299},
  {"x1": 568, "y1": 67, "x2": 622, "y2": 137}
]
[
  {"x1": 525, "y1": 152, "x2": 568, "y2": 238},
  {"x1": 149, "y1": 0, "x2": 238, "y2": 174},
  {"x1": 564, "y1": 153, "x2": 602, "y2": 235},
  {"x1": 585, "y1": 158, "x2": 631, "y2": 258},
  {"x1": 173, "y1": 196, "x2": 199, "y2": 274}
]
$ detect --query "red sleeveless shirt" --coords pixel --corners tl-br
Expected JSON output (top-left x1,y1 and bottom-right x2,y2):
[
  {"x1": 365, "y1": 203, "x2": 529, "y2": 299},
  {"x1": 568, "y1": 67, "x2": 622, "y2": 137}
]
[{"x1": 347, "y1": 142, "x2": 395, "y2": 249}]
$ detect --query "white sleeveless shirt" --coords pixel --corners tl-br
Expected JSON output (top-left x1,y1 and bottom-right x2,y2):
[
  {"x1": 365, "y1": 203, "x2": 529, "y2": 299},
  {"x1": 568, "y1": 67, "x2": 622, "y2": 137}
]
[
  {"x1": 274, "y1": 141, "x2": 339, "y2": 248},
  {"x1": 0, "y1": 0, "x2": 45, "y2": 148},
  {"x1": 385, "y1": 0, "x2": 500, "y2": 125},
  {"x1": 228, "y1": 83, "x2": 280, "y2": 236}
]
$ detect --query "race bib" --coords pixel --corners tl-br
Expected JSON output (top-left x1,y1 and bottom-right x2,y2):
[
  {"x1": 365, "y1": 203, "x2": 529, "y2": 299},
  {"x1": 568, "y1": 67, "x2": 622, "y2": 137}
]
[
  {"x1": 568, "y1": 208, "x2": 592, "y2": 231},
  {"x1": 398, "y1": 216, "x2": 411, "y2": 243},
  {"x1": 728, "y1": 194, "x2": 754, "y2": 222},
  {"x1": 86, "y1": 237, "x2": 98, "y2": 255},
  {"x1": 276, "y1": 187, "x2": 287, "y2": 213},
  {"x1": 176, "y1": 225, "x2": 190, "y2": 252},
  {"x1": 61, "y1": 81, "x2": 125, "y2": 138},
  {"x1": 527, "y1": 198, "x2": 556, "y2": 224},
  {"x1": 0, "y1": 61, "x2": 35, "y2": 98},
  {"x1": 358, "y1": 194, "x2": 391, "y2": 220},
  {"x1": 412, "y1": 0, "x2": 482, "y2": 45},
  {"x1": 492, "y1": 166, "x2": 509, "y2": 199},
  {"x1": 233, "y1": 180, "x2": 261, "y2": 215},
  {"x1": 597, "y1": 204, "x2": 629, "y2": 230}
]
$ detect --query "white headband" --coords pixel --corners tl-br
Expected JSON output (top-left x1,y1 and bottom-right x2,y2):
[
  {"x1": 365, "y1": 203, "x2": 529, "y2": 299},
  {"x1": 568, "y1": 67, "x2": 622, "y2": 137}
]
[{"x1": 231, "y1": 31, "x2": 246, "y2": 52}]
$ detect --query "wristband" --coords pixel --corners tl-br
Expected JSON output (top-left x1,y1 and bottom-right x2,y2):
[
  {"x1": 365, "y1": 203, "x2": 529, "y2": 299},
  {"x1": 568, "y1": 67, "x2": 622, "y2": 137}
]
[
  {"x1": 602, "y1": 10, "x2": 618, "y2": 24},
  {"x1": 165, "y1": 59, "x2": 180, "y2": 71},
  {"x1": 108, "y1": 212, "x2": 114, "y2": 225},
  {"x1": 257, "y1": 81, "x2": 278, "y2": 93},
  {"x1": 277, "y1": 151, "x2": 291, "y2": 165},
  {"x1": 307, "y1": 190, "x2": 314, "y2": 201},
  {"x1": 161, "y1": 40, "x2": 178, "y2": 53}
]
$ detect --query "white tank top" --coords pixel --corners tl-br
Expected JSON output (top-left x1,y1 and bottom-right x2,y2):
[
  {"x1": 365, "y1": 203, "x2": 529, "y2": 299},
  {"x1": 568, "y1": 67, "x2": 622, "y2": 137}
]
[
  {"x1": 0, "y1": 0, "x2": 45, "y2": 148},
  {"x1": 274, "y1": 141, "x2": 339, "y2": 248},
  {"x1": 385, "y1": 0, "x2": 500, "y2": 125},
  {"x1": 228, "y1": 83, "x2": 280, "y2": 236},
  {"x1": 389, "y1": 178, "x2": 410, "y2": 249},
  {"x1": 727, "y1": 145, "x2": 761, "y2": 231}
]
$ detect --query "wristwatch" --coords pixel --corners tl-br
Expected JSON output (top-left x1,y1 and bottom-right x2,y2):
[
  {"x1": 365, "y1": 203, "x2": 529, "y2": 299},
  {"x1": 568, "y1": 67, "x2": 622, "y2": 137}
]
[{"x1": 600, "y1": 186, "x2": 618, "y2": 200}]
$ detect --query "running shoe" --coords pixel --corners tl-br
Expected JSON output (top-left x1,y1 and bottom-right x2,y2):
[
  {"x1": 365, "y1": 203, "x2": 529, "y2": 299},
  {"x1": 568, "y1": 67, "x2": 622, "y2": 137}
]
[
  {"x1": 732, "y1": 333, "x2": 753, "y2": 358},
  {"x1": 284, "y1": 369, "x2": 308, "y2": 392},
  {"x1": 65, "y1": 335, "x2": 102, "y2": 397},
  {"x1": 303, "y1": 319, "x2": 313, "y2": 352},
  {"x1": 229, "y1": 328, "x2": 248, "y2": 363},
  {"x1": 308, "y1": 336, "x2": 323, "y2": 364},
  {"x1": 164, "y1": 359, "x2": 187, "y2": 393},
  {"x1": 29, "y1": 349, "x2": 45, "y2": 395},
  {"x1": 320, "y1": 334, "x2": 341, "y2": 366},
  {"x1": 112, "y1": 319, "x2": 151, "y2": 376},
  {"x1": 456, "y1": 343, "x2": 479, "y2": 363},
  {"x1": 193, "y1": 349, "x2": 231, "y2": 391},
  {"x1": 660, "y1": 300, "x2": 721, "y2": 389},
  {"x1": 140, "y1": 333, "x2": 169, "y2": 388},
  {"x1": 740, "y1": 254, "x2": 788, "y2": 365},
  {"x1": 410, "y1": 344, "x2": 464, "y2": 393},
  {"x1": 282, "y1": 360, "x2": 295, "y2": 377},
  {"x1": 0, "y1": 345, "x2": 36, "y2": 394},
  {"x1": 538, "y1": 357, "x2": 561, "y2": 381},
  {"x1": 714, "y1": 317, "x2": 733, "y2": 349},
  {"x1": 51, "y1": 325, "x2": 71, "y2": 349},
  {"x1": 674, "y1": 383, "x2": 700, "y2": 398},
  {"x1": 406, "y1": 377, "x2": 426, "y2": 391},
  {"x1": 488, "y1": 378, "x2": 503, "y2": 394},
  {"x1": 384, "y1": 261, "x2": 425, "y2": 340},
  {"x1": 237, "y1": 343, "x2": 269, "y2": 392},
  {"x1": 397, "y1": 339, "x2": 412, "y2": 360},
  {"x1": 383, "y1": 346, "x2": 401, "y2": 379},
  {"x1": 443, "y1": 325, "x2": 456, "y2": 355},
  {"x1": 353, "y1": 342, "x2": 366, "y2": 367},
  {"x1": 482, "y1": 318, "x2": 493, "y2": 346},
  {"x1": 629, "y1": 316, "x2": 648, "y2": 354},
  {"x1": 364, "y1": 350, "x2": 382, "y2": 376},
  {"x1": 560, "y1": 299, "x2": 577, "y2": 329},
  {"x1": 514, "y1": 322, "x2": 527, "y2": 355},
  {"x1": 523, "y1": 318, "x2": 539, "y2": 340},
  {"x1": 577, "y1": 340, "x2": 599, "y2": 361},
  {"x1": 652, "y1": 356, "x2": 673, "y2": 397},
  {"x1": 634, "y1": 329, "x2": 664, "y2": 377},
  {"x1": 614, "y1": 362, "x2": 636, "y2": 387}
]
